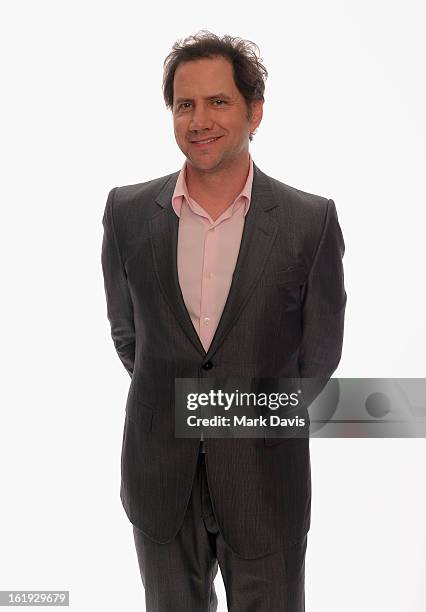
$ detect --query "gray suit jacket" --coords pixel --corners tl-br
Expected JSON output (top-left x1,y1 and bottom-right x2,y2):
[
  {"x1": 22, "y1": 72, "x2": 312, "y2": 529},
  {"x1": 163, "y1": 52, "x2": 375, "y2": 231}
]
[{"x1": 101, "y1": 162, "x2": 346, "y2": 559}]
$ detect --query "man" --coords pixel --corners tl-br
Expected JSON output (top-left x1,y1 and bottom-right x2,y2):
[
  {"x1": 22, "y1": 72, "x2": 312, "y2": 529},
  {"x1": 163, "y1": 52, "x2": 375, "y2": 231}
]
[{"x1": 101, "y1": 31, "x2": 346, "y2": 611}]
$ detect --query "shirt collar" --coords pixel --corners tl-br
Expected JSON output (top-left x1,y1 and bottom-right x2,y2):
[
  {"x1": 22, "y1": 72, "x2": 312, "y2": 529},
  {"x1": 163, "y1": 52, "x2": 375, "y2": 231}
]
[{"x1": 172, "y1": 155, "x2": 254, "y2": 219}]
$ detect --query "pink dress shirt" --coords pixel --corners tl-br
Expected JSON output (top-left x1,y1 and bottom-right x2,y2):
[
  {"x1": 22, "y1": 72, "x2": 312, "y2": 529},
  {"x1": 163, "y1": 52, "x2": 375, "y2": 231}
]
[{"x1": 172, "y1": 157, "x2": 254, "y2": 353}]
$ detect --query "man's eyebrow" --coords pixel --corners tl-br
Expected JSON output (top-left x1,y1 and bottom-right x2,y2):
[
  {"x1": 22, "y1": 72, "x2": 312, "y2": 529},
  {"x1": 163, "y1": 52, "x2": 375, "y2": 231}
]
[{"x1": 174, "y1": 93, "x2": 233, "y2": 105}]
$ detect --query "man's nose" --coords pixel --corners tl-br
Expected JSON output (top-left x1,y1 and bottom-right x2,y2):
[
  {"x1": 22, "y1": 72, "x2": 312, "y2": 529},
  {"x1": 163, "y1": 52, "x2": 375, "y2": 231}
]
[{"x1": 189, "y1": 105, "x2": 214, "y2": 131}]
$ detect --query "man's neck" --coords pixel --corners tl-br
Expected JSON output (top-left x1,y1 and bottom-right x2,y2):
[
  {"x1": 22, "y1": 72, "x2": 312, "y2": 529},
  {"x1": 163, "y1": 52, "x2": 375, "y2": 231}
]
[{"x1": 185, "y1": 153, "x2": 251, "y2": 221}]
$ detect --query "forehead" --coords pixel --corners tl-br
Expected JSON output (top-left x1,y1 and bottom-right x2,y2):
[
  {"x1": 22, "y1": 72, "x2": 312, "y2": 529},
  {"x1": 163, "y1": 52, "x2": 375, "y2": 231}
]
[{"x1": 173, "y1": 56, "x2": 237, "y2": 96}]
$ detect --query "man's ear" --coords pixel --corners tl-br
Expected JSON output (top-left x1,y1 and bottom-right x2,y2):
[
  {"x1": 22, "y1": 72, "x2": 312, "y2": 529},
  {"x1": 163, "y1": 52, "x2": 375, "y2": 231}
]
[{"x1": 249, "y1": 99, "x2": 264, "y2": 133}]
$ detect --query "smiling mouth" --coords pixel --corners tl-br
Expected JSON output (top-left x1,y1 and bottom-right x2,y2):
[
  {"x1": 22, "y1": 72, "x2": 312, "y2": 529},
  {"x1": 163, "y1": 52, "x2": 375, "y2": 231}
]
[{"x1": 190, "y1": 136, "x2": 222, "y2": 146}]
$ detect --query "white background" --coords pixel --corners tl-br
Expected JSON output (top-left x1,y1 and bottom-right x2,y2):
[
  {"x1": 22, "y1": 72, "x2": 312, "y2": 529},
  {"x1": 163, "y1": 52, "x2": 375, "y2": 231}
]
[{"x1": 1, "y1": 0, "x2": 425, "y2": 610}]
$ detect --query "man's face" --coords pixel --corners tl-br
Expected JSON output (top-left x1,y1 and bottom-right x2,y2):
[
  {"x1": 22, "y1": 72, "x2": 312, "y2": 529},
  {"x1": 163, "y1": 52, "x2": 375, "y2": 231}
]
[{"x1": 172, "y1": 56, "x2": 263, "y2": 173}]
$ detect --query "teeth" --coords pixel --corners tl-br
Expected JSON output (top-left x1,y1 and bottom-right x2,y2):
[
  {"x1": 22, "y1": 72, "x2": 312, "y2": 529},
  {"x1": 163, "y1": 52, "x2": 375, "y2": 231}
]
[{"x1": 195, "y1": 138, "x2": 217, "y2": 144}]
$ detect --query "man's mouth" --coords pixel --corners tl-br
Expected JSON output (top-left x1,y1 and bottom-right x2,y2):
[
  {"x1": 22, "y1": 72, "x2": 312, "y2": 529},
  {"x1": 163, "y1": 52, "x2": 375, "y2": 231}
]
[{"x1": 190, "y1": 136, "x2": 222, "y2": 146}]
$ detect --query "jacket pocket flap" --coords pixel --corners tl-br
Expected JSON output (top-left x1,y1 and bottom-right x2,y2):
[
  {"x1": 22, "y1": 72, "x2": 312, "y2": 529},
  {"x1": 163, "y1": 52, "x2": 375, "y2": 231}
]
[
  {"x1": 126, "y1": 398, "x2": 153, "y2": 432},
  {"x1": 265, "y1": 265, "x2": 307, "y2": 286}
]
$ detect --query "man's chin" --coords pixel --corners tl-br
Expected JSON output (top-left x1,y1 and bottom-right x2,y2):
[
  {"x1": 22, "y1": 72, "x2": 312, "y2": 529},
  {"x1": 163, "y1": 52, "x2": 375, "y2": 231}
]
[{"x1": 186, "y1": 154, "x2": 224, "y2": 173}]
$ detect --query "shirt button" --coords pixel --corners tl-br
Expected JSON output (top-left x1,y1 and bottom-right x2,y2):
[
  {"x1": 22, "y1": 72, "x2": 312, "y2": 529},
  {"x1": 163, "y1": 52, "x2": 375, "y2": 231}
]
[{"x1": 203, "y1": 317, "x2": 211, "y2": 326}]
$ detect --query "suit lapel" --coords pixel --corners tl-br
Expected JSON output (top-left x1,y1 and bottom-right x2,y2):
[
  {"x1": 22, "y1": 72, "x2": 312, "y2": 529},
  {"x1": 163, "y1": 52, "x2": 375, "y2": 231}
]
[
  {"x1": 150, "y1": 163, "x2": 278, "y2": 360},
  {"x1": 150, "y1": 173, "x2": 206, "y2": 357},
  {"x1": 205, "y1": 164, "x2": 278, "y2": 359}
]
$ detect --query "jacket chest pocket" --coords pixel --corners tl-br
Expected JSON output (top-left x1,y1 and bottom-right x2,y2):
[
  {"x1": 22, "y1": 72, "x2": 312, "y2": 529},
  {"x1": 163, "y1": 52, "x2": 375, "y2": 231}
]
[
  {"x1": 262, "y1": 265, "x2": 307, "y2": 315},
  {"x1": 264, "y1": 265, "x2": 307, "y2": 287}
]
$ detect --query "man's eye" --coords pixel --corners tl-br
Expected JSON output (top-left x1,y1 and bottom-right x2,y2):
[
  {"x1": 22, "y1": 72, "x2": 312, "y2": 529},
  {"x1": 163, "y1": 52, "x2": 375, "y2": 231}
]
[
  {"x1": 178, "y1": 102, "x2": 191, "y2": 110},
  {"x1": 213, "y1": 99, "x2": 225, "y2": 105}
]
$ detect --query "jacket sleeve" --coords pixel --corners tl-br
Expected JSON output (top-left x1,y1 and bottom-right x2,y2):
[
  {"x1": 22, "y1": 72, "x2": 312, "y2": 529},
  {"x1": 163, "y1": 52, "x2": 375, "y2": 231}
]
[
  {"x1": 101, "y1": 187, "x2": 135, "y2": 377},
  {"x1": 299, "y1": 198, "x2": 346, "y2": 380}
]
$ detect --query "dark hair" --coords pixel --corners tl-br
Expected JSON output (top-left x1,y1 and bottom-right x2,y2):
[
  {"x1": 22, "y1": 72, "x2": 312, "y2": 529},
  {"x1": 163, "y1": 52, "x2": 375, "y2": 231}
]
[{"x1": 163, "y1": 30, "x2": 268, "y2": 141}]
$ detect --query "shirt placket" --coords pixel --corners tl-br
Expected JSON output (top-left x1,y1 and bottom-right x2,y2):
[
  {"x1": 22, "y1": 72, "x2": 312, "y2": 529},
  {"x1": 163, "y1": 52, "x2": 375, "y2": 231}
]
[{"x1": 199, "y1": 219, "x2": 219, "y2": 352}]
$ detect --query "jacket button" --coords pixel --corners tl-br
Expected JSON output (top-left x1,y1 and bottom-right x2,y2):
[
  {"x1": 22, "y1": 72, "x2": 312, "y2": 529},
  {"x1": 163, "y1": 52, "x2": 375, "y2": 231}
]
[{"x1": 202, "y1": 361, "x2": 213, "y2": 370}]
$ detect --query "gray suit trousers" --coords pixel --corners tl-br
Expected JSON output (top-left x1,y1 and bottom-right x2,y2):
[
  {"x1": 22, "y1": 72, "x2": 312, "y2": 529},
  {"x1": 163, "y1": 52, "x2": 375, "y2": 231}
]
[{"x1": 132, "y1": 446, "x2": 307, "y2": 612}]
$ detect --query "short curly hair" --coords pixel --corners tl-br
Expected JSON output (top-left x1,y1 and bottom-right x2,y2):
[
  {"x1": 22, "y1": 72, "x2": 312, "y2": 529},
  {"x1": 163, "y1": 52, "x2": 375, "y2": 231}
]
[{"x1": 163, "y1": 30, "x2": 268, "y2": 141}]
